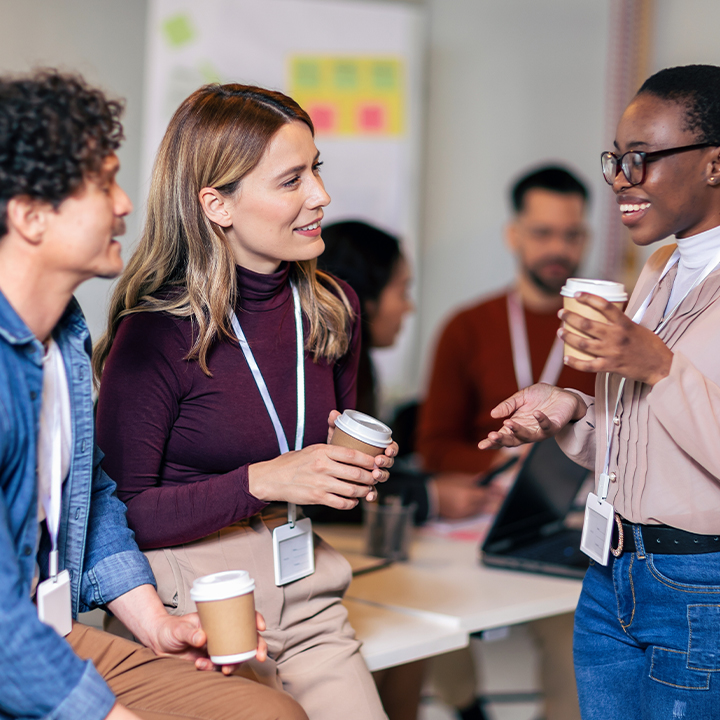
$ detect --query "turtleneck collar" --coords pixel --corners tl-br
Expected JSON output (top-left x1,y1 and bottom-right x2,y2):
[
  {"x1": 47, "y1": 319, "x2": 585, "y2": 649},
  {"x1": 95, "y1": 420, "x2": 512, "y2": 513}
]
[
  {"x1": 235, "y1": 262, "x2": 292, "y2": 312},
  {"x1": 676, "y1": 224, "x2": 720, "y2": 270},
  {"x1": 665, "y1": 224, "x2": 720, "y2": 314}
]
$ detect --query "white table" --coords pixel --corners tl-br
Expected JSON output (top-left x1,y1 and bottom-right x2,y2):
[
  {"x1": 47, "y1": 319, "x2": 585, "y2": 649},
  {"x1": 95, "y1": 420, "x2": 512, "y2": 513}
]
[
  {"x1": 343, "y1": 598, "x2": 467, "y2": 672},
  {"x1": 317, "y1": 525, "x2": 582, "y2": 669}
]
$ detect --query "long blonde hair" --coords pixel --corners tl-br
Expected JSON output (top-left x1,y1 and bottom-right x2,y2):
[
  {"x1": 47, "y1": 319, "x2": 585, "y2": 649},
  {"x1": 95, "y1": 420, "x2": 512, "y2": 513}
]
[{"x1": 93, "y1": 84, "x2": 353, "y2": 381}]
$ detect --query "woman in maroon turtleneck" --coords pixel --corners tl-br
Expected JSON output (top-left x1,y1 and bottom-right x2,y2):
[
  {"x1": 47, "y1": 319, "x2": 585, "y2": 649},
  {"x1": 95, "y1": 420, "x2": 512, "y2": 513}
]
[{"x1": 94, "y1": 85, "x2": 393, "y2": 720}]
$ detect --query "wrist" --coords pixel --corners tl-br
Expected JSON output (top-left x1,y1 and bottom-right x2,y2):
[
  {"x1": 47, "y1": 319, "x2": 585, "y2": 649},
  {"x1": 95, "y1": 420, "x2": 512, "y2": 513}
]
[
  {"x1": 646, "y1": 350, "x2": 673, "y2": 387},
  {"x1": 247, "y1": 461, "x2": 272, "y2": 502},
  {"x1": 107, "y1": 585, "x2": 168, "y2": 652},
  {"x1": 568, "y1": 392, "x2": 588, "y2": 422},
  {"x1": 132, "y1": 607, "x2": 168, "y2": 653}
]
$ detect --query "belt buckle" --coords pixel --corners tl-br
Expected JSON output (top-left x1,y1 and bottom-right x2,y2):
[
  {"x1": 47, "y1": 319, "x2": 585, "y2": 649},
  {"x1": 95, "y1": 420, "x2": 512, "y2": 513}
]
[{"x1": 610, "y1": 513, "x2": 624, "y2": 557}]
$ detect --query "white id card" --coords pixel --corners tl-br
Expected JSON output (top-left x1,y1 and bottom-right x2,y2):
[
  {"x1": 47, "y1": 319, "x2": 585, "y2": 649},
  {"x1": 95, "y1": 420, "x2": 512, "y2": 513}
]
[
  {"x1": 36, "y1": 569, "x2": 72, "y2": 637},
  {"x1": 273, "y1": 517, "x2": 315, "y2": 586},
  {"x1": 580, "y1": 493, "x2": 614, "y2": 565}
]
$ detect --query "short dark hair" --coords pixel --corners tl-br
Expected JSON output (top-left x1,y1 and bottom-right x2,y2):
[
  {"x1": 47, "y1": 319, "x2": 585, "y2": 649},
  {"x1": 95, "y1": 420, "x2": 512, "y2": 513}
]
[
  {"x1": 318, "y1": 220, "x2": 402, "y2": 418},
  {"x1": 318, "y1": 220, "x2": 402, "y2": 311},
  {"x1": 511, "y1": 165, "x2": 589, "y2": 213},
  {"x1": 638, "y1": 64, "x2": 720, "y2": 145},
  {"x1": 0, "y1": 69, "x2": 124, "y2": 236}
]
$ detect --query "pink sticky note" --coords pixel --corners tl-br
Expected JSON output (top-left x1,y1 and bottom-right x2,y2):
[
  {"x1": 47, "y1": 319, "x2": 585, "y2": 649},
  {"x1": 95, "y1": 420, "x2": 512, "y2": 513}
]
[
  {"x1": 308, "y1": 104, "x2": 336, "y2": 133},
  {"x1": 358, "y1": 103, "x2": 386, "y2": 132}
]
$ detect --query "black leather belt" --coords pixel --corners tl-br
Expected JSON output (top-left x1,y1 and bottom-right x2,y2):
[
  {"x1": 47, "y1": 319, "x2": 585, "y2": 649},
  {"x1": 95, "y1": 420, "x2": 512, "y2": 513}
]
[{"x1": 611, "y1": 517, "x2": 720, "y2": 556}]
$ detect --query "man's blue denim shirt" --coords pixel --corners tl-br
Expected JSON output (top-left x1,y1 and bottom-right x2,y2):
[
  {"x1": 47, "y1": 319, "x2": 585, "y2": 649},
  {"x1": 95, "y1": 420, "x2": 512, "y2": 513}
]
[{"x1": 0, "y1": 290, "x2": 156, "y2": 720}]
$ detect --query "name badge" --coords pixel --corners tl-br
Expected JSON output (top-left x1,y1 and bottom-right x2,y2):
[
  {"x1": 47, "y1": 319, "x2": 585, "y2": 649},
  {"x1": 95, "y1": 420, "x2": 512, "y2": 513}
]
[
  {"x1": 580, "y1": 493, "x2": 614, "y2": 565},
  {"x1": 273, "y1": 517, "x2": 315, "y2": 586},
  {"x1": 36, "y1": 569, "x2": 72, "y2": 637}
]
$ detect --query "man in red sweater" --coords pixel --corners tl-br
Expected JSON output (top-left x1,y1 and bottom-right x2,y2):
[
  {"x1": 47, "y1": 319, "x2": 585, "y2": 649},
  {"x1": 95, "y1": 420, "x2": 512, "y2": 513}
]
[
  {"x1": 418, "y1": 165, "x2": 596, "y2": 476},
  {"x1": 418, "y1": 166, "x2": 595, "y2": 720}
]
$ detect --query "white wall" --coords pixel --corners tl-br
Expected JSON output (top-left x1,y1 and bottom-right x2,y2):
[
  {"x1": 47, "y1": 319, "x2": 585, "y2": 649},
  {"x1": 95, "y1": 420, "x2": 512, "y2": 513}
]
[
  {"x1": 0, "y1": 0, "x2": 147, "y2": 341},
  {"x1": 2, "y1": 0, "x2": 720, "y2": 405},
  {"x1": 654, "y1": 0, "x2": 720, "y2": 71},
  {"x1": 414, "y1": 0, "x2": 610, "y2": 395}
]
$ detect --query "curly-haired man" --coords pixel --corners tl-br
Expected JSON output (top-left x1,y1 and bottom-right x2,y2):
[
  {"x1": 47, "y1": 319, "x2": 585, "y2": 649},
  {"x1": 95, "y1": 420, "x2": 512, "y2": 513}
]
[{"x1": 0, "y1": 70, "x2": 307, "y2": 720}]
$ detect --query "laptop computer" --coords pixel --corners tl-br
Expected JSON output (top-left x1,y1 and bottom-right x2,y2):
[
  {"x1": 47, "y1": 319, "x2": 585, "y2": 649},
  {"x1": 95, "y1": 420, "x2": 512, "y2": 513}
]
[{"x1": 480, "y1": 438, "x2": 591, "y2": 579}]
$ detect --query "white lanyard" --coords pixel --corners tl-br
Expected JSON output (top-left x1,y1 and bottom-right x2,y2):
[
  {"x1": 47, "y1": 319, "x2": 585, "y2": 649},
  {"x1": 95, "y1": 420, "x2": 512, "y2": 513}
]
[
  {"x1": 507, "y1": 290, "x2": 565, "y2": 390},
  {"x1": 599, "y1": 245, "x2": 720, "y2": 499},
  {"x1": 230, "y1": 283, "x2": 305, "y2": 526}
]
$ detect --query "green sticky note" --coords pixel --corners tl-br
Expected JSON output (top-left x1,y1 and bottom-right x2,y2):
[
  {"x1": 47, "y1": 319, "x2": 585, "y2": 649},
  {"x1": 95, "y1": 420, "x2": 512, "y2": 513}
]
[
  {"x1": 334, "y1": 61, "x2": 358, "y2": 89},
  {"x1": 163, "y1": 14, "x2": 195, "y2": 48},
  {"x1": 373, "y1": 62, "x2": 397, "y2": 90},
  {"x1": 295, "y1": 61, "x2": 320, "y2": 88}
]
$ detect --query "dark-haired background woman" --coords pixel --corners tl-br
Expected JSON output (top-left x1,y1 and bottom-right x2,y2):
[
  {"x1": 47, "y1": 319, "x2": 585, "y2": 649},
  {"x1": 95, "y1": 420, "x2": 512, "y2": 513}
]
[
  {"x1": 481, "y1": 64, "x2": 720, "y2": 718},
  {"x1": 314, "y1": 220, "x2": 503, "y2": 526},
  {"x1": 95, "y1": 85, "x2": 394, "y2": 720}
]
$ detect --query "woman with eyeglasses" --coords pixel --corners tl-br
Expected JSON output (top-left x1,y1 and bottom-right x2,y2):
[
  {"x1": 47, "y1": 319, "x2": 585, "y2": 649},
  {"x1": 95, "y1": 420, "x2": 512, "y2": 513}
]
[
  {"x1": 480, "y1": 64, "x2": 720, "y2": 718},
  {"x1": 93, "y1": 84, "x2": 394, "y2": 720}
]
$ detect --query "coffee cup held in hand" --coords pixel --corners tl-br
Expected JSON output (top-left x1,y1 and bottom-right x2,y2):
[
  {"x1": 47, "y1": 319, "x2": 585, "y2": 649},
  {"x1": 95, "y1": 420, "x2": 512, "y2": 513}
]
[
  {"x1": 560, "y1": 279, "x2": 628, "y2": 362},
  {"x1": 331, "y1": 409, "x2": 393, "y2": 457},
  {"x1": 190, "y1": 570, "x2": 257, "y2": 664}
]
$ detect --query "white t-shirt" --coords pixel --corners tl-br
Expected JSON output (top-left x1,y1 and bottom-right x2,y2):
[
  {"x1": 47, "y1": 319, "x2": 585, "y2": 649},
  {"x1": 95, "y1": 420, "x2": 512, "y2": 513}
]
[
  {"x1": 37, "y1": 338, "x2": 72, "y2": 522},
  {"x1": 32, "y1": 338, "x2": 72, "y2": 595}
]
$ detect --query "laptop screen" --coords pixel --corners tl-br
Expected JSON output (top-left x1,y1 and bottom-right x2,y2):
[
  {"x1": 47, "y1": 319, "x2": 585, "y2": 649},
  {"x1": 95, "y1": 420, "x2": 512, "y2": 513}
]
[{"x1": 484, "y1": 438, "x2": 590, "y2": 547}]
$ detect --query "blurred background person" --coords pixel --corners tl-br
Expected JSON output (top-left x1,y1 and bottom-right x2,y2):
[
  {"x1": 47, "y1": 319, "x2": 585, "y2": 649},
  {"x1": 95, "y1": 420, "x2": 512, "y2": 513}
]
[{"x1": 417, "y1": 165, "x2": 596, "y2": 477}]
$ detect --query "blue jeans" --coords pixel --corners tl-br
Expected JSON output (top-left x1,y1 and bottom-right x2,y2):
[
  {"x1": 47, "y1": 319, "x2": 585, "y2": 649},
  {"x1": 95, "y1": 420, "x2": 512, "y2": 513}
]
[{"x1": 574, "y1": 525, "x2": 720, "y2": 720}]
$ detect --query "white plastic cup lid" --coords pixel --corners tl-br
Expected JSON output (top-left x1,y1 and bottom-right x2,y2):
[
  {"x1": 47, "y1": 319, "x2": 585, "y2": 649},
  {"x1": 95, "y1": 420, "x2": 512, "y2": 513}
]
[
  {"x1": 561, "y1": 278, "x2": 628, "y2": 302},
  {"x1": 209, "y1": 649, "x2": 257, "y2": 664},
  {"x1": 335, "y1": 410, "x2": 392, "y2": 448},
  {"x1": 190, "y1": 570, "x2": 255, "y2": 603}
]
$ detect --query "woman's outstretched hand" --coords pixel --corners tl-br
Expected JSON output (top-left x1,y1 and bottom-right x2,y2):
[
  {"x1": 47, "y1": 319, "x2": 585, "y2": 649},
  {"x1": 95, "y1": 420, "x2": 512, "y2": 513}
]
[{"x1": 477, "y1": 383, "x2": 587, "y2": 450}]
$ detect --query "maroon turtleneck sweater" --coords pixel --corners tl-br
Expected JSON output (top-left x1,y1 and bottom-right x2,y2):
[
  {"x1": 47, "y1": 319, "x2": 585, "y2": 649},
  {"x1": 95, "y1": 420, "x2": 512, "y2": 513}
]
[{"x1": 96, "y1": 263, "x2": 361, "y2": 549}]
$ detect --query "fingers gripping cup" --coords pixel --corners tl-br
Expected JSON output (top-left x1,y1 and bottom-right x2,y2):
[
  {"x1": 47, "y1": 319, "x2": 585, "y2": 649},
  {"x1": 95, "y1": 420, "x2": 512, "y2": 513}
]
[
  {"x1": 561, "y1": 279, "x2": 628, "y2": 362},
  {"x1": 331, "y1": 409, "x2": 393, "y2": 456},
  {"x1": 190, "y1": 570, "x2": 257, "y2": 664}
]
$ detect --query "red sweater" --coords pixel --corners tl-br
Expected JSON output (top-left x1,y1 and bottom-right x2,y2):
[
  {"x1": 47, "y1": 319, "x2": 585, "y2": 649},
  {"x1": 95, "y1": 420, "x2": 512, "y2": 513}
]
[
  {"x1": 417, "y1": 290, "x2": 597, "y2": 473},
  {"x1": 96, "y1": 263, "x2": 361, "y2": 549}
]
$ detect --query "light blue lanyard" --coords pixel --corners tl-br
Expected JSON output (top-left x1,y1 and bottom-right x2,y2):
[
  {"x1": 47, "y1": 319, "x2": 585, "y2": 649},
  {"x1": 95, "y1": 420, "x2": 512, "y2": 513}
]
[{"x1": 230, "y1": 282, "x2": 305, "y2": 525}]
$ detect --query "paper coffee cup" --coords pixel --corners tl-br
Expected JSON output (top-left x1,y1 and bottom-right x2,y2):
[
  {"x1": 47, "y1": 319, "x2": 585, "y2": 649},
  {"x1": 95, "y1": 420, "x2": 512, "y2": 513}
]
[
  {"x1": 560, "y1": 278, "x2": 628, "y2": 361},
  {"x1": 331, "y1": 409, "x2": 392, "y2": 456},
  {"x1": 190, "y1": 570, "x2": 257, "y2": 664}
]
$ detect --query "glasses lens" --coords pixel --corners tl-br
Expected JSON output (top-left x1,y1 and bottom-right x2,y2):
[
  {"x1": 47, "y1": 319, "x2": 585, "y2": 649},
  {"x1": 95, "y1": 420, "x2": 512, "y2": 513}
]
[
  {"x1": 601, "y1": 153, "x2": 617, "y2": 185},
  {"x1": 621, "y1": 152, "x2": 645, "y2": 185}
]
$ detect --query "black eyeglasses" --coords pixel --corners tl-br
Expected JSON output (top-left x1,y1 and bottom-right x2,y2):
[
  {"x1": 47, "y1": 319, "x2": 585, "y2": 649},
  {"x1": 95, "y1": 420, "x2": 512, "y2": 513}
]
[{"x1": 601, "y1": 143, "x2": 715, "y2": 186}]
